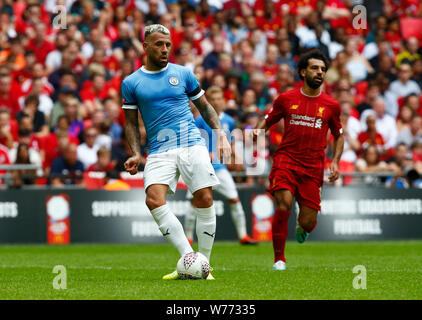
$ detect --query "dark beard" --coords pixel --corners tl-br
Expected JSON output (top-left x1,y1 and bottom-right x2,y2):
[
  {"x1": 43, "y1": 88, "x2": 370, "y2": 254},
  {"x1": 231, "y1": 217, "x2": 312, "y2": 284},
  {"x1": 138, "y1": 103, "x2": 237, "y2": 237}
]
[
  {"x1": 305, "y1": 74, "x2": 323, "y2": 89},
  {"x1": 151, "y1": 57, "x2": 168, "y2": 69}
]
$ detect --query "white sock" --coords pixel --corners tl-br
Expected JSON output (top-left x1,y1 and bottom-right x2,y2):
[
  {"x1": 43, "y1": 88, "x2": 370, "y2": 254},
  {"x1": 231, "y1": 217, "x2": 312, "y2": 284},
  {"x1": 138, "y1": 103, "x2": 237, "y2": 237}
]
[
  {"x1": 230, "y1": 201, "x2": 247, "y2": 239},
  {"x1": 151, "y1": 204, "x2": 192, "y2": 256},
  {"x1": 184, "y1": 204, "x2": 196, "y2": 240},
  {"x1": 195, "y1": 205, "x2": 216, "y2": 262}
]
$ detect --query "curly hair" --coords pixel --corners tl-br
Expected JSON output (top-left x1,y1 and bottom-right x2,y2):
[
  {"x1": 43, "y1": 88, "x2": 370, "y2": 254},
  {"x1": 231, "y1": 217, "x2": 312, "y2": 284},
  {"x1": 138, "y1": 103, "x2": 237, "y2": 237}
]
[{"x1": 297, "y1": 49, "x2": 330, "y2": 80}]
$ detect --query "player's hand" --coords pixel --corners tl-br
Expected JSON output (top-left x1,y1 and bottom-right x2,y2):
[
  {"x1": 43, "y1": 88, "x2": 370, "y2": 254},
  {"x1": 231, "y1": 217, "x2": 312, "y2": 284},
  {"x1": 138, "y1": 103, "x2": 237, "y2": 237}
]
[
  {"x1": 328, "y1": 161, "x2": 340, "y2": 182},
  {"x1": 124, "y1": 154, "x2": 142, "y2": 175},
  {"x1": 216, "y1": 131, "x2": 232, "y2": 164}
]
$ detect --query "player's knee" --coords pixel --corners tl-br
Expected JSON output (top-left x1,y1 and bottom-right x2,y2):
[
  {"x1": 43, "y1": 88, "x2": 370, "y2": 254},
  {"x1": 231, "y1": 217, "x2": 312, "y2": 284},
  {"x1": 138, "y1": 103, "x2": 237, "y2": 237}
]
[
  {"x1": 228, "y1": 198, "x2": 239, "y2": 204},
  {"x1": 146, "y1": 196, "x2": 166, "y2": 211},
  {"x1": 298, "y1": 215, "x2": 316, "y2": 232},
  {"x1": 193, "y1": 192, "x2": 213, "y2": 208},
  {"x1": 277, "y1": 202, "x2": 291, "y2": 212}
]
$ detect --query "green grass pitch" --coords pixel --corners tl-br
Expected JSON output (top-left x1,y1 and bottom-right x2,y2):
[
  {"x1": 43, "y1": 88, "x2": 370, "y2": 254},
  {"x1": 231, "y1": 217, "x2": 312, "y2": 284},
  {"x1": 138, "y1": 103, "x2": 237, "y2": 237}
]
[{"x1": 0, "y1": 241, "x2": 421, "y2": 300}]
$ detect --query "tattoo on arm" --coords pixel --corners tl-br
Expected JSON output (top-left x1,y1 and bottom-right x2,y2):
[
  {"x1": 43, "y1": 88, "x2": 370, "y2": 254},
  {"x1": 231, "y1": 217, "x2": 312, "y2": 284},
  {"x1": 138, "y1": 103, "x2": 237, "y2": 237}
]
[
  {"x1": 192, "y1": 95, "x2": 222, "y2": 130},
  {"x1": 124, "y1": 109, "x2": 141, "y2": 156}
]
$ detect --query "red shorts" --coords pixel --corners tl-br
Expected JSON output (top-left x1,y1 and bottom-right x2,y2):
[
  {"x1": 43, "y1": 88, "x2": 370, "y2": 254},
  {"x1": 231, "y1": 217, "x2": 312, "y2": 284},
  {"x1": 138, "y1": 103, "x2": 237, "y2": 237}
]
[{"x1": 267, "y1": 167, "x2": 322, "y2": 211}]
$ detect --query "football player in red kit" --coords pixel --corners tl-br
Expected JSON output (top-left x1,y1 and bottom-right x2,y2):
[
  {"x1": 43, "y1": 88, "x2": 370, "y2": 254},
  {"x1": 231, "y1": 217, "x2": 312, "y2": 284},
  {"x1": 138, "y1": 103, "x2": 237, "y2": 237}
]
[{"x1": 254, "y1": 49, "x2": 344, "y2": 270}]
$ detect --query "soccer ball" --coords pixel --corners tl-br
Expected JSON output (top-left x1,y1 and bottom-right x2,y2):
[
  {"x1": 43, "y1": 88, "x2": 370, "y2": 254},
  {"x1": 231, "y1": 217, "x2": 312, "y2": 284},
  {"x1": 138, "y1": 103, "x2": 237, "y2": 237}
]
[{"x1": 177, "y1": 251, "x2": 210, "y2": 280}]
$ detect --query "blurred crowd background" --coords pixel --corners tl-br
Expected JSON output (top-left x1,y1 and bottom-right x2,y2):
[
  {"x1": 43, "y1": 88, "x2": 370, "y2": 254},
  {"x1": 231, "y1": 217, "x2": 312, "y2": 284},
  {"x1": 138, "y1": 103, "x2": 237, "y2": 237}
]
[{"x1": 0, "y1": 0, "x2": 421, "y2": 189}]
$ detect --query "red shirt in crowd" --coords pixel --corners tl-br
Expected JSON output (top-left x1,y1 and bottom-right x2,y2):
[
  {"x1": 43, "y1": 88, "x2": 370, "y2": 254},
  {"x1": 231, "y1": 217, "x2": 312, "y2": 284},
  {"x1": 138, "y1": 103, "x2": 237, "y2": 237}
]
[
  {"x1": 0, "y1": 92, "x2": 21, "y2": 118},
  {"x1": 87, "y1": 163, "x2": 115, "y2": 172},
  {"x1": 26, "y1": 39, "x2": 56, "y2": 65},
  {"x1": 0, "y1": 119, "x2": 19, "y2": 147},
  {"x1": 40, "y1": 133, "x2": 79, "y2": 169},
  {"x1": 357, "y1": 131, "x2": 386, "y2": 152},
  {"x1": 80, "y1": 81, "x2": 115, "y2": 102},
  {"x1": 255, "y1": 15, "x2": 283, "y2": 43},
  {"x1": 0, "y1": 144, "x2": 10, "y2": 175}
]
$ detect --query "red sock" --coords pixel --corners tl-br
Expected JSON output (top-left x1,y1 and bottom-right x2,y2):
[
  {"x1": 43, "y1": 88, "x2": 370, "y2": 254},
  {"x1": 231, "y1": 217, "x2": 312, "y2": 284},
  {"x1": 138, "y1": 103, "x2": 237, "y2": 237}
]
[
  {"x1": 272, "y1": 209, "x2": 290, "y2": 263},
  {"x1": 303, "y1": 219, "x2": 318, "y2": 233}
]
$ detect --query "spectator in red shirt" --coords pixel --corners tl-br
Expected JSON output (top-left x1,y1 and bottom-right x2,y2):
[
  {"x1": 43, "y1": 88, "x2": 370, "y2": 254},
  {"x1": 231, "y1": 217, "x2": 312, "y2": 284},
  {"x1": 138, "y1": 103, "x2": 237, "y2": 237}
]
[
  {"x1": 223, "y1": 0, "x2": 251, "y2": 19},
  {"x1": 80, "y1": 72, "x2": 118, "y2": 106},
  {"x1": 20, "y1": 62, "x2": 54, "y2": 97},
  {"x1": 97, "y1": 7, "x2": 119, "y2": 43},
  {"x1": 87, "y1": 147, "x2": 115, "y2": 172},
  {"x1": 41, "y1": 124, "x2": 79, "y2": 173},
  {"x1": 262, "y1": 43, "x2": 279, "y2": 84},
  {"x1": 269, "y1": 63, "x2": 294, "y2": 100},
  {"x1": 181, "y1": 12, "x2": 204, "y2": 58},
  {"x1": 358, "y1": 114, "x2": 388, "y2": 159},
  {"x1": 15, "y1": 4, "x2": 49, "y2": 37},
  {"x1": 0, "y1": 74, "x2": 21, "y2": 117},
  {"x1": 0, "y1": 108, "x2": 18, "y2": 149},
  {"x1": 0, "y1": 144, "x2": 11, "y2": 176},
  {"x1": 26, "y1": 22, "x2": 55, "y2": 65},
  {"x1": 255, "y1": 0, "x2": 283, "y2": 43},
  {"x1": 109, "y1": 59, "x2": 135, "y2": 92},
  {"x1": 97, "y1": 36, "x2": 120, "y2": 75},
  {"x1": 196, "y1": 0, "x2": 214, "y2": 30}
]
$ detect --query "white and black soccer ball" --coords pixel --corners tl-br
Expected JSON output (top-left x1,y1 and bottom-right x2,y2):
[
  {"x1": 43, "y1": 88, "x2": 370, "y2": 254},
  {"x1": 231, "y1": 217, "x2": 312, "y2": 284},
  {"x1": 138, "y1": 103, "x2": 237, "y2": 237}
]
[{"x1": 177, "y1": 251, "x2": 210, "y2": 280}]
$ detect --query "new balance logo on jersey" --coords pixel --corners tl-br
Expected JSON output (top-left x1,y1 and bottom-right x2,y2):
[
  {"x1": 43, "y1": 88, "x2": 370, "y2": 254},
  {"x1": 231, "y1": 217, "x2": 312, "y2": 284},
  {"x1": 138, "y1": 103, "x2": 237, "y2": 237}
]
[
  {"x1": 203, "y1": 231, "x2": 215, "y2": 238},
  {"x1": 162, "y1": 228, "x2": 170, "y2": 236}
]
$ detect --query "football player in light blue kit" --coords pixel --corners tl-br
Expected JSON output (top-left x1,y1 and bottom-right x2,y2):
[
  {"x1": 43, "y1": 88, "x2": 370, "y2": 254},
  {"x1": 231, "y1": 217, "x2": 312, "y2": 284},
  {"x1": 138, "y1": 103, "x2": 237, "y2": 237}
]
[
  {"x1": 184, "y1": 86, "x2": 257, "y2": 245},
  {"x1": 121, "y1": 24, "x2": 232, "y2": 280}
]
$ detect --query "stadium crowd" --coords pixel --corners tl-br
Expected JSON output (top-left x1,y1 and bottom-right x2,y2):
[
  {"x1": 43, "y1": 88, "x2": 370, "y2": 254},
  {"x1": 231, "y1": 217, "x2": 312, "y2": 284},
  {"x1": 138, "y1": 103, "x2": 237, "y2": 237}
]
[{"x1": 0, "y1": 0, "x2": 421, "y2": 188}]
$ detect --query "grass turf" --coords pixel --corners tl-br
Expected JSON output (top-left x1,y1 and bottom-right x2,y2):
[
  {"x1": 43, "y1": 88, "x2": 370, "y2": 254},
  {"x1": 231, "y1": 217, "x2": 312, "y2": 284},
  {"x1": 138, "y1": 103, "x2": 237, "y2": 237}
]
[{"x1": 0, "y1": 241, "x2": 421, "y2": 300}]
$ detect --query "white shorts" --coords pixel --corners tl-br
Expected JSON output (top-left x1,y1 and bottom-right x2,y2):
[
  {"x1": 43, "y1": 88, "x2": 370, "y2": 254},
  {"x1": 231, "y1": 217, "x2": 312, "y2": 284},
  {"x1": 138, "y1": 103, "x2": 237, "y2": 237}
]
[
  {"x1": 144, "y1": 144, "x2": 220, "y2": 194},
  {"x1": 186, "y1": 167, "x2": 239, "y2": 200}
]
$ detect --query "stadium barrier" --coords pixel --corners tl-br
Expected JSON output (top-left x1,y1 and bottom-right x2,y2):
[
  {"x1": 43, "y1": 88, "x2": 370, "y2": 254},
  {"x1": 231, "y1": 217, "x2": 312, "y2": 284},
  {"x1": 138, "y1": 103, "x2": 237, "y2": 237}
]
[{"x1": 0, "y1": 186, "x2": 421, "y2": 244}]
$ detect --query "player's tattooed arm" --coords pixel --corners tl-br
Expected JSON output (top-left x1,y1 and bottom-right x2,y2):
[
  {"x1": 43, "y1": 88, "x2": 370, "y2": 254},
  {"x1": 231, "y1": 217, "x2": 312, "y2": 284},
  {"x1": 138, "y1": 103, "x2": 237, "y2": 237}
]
[
  {"x1": 192, "y1": 95, "x2": 222, "y2": 130},
  {"x1": 123, "y1": 109, "x2": 143, "y2": 175}
]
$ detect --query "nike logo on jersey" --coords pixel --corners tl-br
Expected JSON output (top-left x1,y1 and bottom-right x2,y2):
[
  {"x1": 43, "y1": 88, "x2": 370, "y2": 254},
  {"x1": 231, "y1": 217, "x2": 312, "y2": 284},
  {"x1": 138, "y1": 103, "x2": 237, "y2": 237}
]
[
  {"x1": 203, "y1": 231, "x2": 215, "y2": 238},
  {"x1": 163, "y1": 228, "x2": 170, "y2": 236}
]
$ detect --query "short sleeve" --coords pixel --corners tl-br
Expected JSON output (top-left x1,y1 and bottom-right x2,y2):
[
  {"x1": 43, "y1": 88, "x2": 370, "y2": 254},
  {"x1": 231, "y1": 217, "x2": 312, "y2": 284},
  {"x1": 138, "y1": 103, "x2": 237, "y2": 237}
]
[
  {"x1": 121, "y1": 80, "x2": 137, "y2": 110},
  {"x1": 185, "y1": 69, "x2": 204, "y2": 101},
  {"x1": 265, "y1": 94, "x2": 287, "y2": 128},
  {"x1": 328, "y1": 102, "x2": 343, "y2": 137}
]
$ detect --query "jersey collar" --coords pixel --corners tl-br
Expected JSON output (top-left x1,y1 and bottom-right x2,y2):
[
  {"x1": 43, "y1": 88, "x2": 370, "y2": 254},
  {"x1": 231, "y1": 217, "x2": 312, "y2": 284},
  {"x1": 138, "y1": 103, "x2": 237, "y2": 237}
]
[
  {"x1": 300, "y1": 87, "x2": 322, "y2": 98},
  {"x1": 140, "y1": 64, "x2": 169, "y2": 74}
]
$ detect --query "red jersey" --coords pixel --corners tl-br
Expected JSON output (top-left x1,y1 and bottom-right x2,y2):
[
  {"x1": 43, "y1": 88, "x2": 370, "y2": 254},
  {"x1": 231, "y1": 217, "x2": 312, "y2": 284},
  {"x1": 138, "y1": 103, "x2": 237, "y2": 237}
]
[
  {"x1": 265, "y1": 88, "x2": 342, "y2": 181},
  {"x1": 0, "y1": 145, "x2": 10, "y2": 174},
  {"x1": 357, "y1": 131, "x2": 385, "y2": 151},
  {"x1": 26, "y1": 39, "x2": 56, "y2": 65}
]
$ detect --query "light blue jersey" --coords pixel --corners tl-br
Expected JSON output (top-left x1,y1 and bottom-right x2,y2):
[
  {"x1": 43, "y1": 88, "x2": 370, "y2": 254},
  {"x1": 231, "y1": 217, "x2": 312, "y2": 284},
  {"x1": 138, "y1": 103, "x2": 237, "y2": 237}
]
[
  {"x1": 195, "y1": 112, "x2": 234, "y2": 171},
  {"x1": 121, "y1": 63, "x2": 205, "y2": 154}
]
